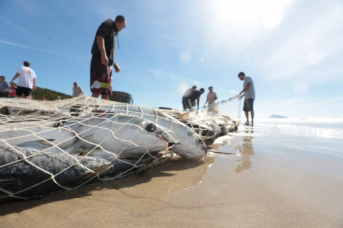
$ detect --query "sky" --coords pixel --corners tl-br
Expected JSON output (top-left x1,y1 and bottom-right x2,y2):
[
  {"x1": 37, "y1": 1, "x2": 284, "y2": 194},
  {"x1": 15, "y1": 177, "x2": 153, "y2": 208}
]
[{"x1": 0, "y1": 0, "x2": 343, "y2": 118}]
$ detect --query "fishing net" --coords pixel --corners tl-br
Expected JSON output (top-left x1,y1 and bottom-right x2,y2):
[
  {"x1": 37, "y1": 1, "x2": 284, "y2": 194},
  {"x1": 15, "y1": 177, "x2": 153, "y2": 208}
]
[
  {"x1": 0, "y1": 95, "x2": 204, "y2": 203},
  {"x1": 160, "y1": 95, "x2": 241, "y2": 140}
]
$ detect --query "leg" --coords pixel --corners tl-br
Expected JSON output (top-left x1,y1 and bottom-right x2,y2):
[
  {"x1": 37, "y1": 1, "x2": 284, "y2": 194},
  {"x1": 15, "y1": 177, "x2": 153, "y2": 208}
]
[
  {"x1": 245, "y1": 111, "x2": 249, "y2": 124},
  {"x1": 92, "y1": 92, "x2": 100, "y2": 98},
  {"x1": 101, "y1": 94, "x2": 109, "y2": 100},
  {"x1": 251, "y1": 110, "x2": 254, "y2": 126},
  {"x1": 187, "y1": 99, "x2": 192, "y2": 110}
]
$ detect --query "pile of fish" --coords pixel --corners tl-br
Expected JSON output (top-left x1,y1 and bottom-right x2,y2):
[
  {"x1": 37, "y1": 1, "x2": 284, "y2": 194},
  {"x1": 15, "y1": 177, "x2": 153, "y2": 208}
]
[
  {"x1": 159, "y1": 109, "x2": 238, "y2": 141},
  {"x1": 0, "y1": 99, "x2": 208, "y2": 203},
  {"x1": 0, "y1": 96, "x2": 237, "y2": 203}
]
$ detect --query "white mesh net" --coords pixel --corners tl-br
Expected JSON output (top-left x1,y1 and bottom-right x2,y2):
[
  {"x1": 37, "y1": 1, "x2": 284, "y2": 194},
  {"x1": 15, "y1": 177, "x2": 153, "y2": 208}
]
[
  {"x1": 0, "y1": 95, "x2": 208, "y2": 203},
  {"x1": 0, "y1": 94, "x2": 240, "y2": 203},
  {"x1": 161, "y1": 95, "x2": 241, "y2": 140}
]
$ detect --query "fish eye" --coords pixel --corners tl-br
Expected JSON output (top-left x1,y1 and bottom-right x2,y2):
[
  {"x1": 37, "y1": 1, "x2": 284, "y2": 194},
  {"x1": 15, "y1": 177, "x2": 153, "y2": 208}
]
[
  {"x1": 145, "y1": 123, "x2": 156, "y2": 132},
  {"x1": 196, "y1": 137, "x2": 204, "y2": 144}
]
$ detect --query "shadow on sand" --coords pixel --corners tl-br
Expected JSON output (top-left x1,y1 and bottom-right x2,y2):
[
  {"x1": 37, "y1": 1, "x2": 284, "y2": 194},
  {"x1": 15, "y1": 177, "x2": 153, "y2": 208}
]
[{"x1": 0, "y1": 157, "x2": 214, "y2": 215}]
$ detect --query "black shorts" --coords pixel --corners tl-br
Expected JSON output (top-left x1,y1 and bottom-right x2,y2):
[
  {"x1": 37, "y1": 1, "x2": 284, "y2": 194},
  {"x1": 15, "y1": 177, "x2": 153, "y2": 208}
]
[
  {"x1": 243, "y1": 99, "x2": 254, "y2": 112},
  {"x1": 16, "y1": 86, "x2": 32, "y2": 97}
]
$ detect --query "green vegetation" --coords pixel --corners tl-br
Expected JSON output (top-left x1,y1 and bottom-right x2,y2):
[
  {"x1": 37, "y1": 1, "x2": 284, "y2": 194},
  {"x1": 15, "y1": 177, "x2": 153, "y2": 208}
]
[{"x1": 31, "y1": 87, "x2": 71, "y2": 100}]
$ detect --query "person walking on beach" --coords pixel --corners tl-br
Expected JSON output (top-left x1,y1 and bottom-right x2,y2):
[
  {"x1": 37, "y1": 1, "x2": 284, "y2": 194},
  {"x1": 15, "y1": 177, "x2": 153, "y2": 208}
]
[
  {"x1": 0, "y1": 76, "x2": 10, "y2": 98},
  {"x1": 10, "y1": 61, "x2": 36, "y2": 99},
  {"x1": 182, "y1": 85, "x2": 196, "y2": 110},
  {"x1": 183, "y1": 88, "x2": 205, "y2": 111},
  {"x1": 90, "y1": 15, "x2": 127, "y2": 100},
  {"x1": 238, "y1": 72, "x2": 255, "y2": 126},
  {"x1": 204, "y1": 86, "x2": 218, "y2": 113},
  {"x1": 72, "y1": 82, "x2": 83, "y2": 97}
]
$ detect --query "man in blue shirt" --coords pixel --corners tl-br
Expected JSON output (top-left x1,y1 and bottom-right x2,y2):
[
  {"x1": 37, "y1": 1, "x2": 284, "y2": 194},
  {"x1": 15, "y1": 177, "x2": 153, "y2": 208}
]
[{"x1": 0, "y1": 76, "x2": 10, "y2": 98}]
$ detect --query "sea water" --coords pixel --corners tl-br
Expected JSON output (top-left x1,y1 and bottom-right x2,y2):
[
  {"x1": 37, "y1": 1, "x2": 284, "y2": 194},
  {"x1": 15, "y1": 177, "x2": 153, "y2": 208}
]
[{"x1": 254, "y1": 117, "x2": 343, "y2": 139}]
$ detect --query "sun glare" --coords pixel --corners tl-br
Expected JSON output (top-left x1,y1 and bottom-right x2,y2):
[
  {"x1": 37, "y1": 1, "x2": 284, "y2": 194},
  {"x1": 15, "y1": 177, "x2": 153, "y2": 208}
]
[{"x1": 205, "y1": 0, "x2": 294, "y2": 31}]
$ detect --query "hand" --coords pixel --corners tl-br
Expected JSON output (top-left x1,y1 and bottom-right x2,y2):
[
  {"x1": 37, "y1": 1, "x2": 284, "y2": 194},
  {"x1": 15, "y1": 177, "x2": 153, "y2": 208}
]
[
  {"x1": 33, "y1": 85, "x2": 36, "y2": 91},
  {"x1": 101, "y1": 55, "x2": 109, "y2": 66},
  {"x1": 113, "y1": 63, "x2": 120, "y2": 72}
]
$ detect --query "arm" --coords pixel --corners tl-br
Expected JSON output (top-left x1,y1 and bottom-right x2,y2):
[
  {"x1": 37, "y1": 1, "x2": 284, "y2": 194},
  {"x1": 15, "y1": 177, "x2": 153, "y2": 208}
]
[
  {"x1": 79, "y1": 87, "x2": 83, "y2": 94},
  {"x1": 32, "y1": 78, "x2": 36, "y2": 90},
  {"x1": 240, "y1": 82, "x2": 252, "y2": 96},
  {"x1": 112, "y1": 43, "x2": 120, "y2": 72},
  {"x1": 96, "y1": 36, "x2": 109, "y2": 66},
  {"x1": 197, "y1": 97, "x2": 200, "y2": 108},
  {"x1": 113, "y1": 62, "x2": 120, "y2": 72},
  {"x1": 10, "y1": 73, "x2": 20, "y2": 84}
]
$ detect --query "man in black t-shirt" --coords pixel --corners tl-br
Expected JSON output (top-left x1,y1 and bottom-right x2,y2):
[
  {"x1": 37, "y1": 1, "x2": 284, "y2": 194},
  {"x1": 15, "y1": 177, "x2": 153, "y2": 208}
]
[
  {"x1": 183, "y1": 88, "x2": 205, "y2": 110},
  {"x1": 90, "y1": 15, "x2": 126, "y2": 100},
  {"x1": 182, "y1": 85, "x2": 196, "y2": 110}
]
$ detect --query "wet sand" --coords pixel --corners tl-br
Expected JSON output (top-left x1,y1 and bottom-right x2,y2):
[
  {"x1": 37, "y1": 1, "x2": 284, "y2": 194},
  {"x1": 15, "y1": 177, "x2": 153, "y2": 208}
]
[{"x1": 1, "y1": 123, "x2": 343, "y2": 228}]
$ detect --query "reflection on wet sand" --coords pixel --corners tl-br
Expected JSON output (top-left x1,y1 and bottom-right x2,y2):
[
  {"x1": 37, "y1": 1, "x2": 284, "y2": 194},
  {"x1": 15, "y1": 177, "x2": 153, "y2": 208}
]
[
  {"x1": 0, "y1": 156, "x2": 215, "y2": 217},
  {"x1": 207, "y1": 126, "x2": 255, "y2": 173},
  {"x1": 235, "y1": 127, "x2": 255, "y2": 173}
]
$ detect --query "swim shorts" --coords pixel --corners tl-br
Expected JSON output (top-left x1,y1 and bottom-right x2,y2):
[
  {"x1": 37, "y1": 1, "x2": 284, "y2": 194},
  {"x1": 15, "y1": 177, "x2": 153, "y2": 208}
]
[
  {"x1": 243, "y1": 99, "x2": 254, "y2": 112},
  {"x1": 16, "y1": 86, "x2": 32, "y2": 97},
  {"x1": 90, "y1": 56, "x2": 112, "y2": 96}
]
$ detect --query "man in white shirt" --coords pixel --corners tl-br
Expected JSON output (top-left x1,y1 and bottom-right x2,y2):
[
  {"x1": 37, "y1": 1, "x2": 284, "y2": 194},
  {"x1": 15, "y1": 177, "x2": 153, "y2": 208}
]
[
  {"x1": 238, "y1": 72, "x2": 256, "y2": 126},
  {"x1": 10, "y1": 61, "x2": 36, "y2": 99},
  {"x1": 72, "y1": 82, "x2": 83, "y2": 97}
]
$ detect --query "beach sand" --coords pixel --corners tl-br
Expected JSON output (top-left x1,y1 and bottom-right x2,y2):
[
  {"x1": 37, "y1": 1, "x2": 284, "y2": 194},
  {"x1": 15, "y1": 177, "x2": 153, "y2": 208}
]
[{"x1": 1, "y1": 123, "x2": 343, "y2": 228}]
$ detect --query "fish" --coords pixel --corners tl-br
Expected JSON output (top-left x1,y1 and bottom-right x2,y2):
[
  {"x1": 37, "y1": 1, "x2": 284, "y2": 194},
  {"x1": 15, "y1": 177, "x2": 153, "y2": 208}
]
[
  {"x1": 171, "y1": 111, "x2": 238, "y2": 139},
  {"x1": 0, "y1": 114, "x2": 169, "y2": 161},
  {"x1": 87, "y1": 104, "x2": 207, "y2": 160},
  {"x1": 0, "y1": 145, "x2": 165, "y2": 203},
  {"x1": 63, "y1": 113, "x2": 169, "y2": 160},
  {"x1": 157, "y1": 109, "x2": 217, "y2": 140},
  {"x1": 0, "y1": 126, "x2": 77, "y2": 149}
]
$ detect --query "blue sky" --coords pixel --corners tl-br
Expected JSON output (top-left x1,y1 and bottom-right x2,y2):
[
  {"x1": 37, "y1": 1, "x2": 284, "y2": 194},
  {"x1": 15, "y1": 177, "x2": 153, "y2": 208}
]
[{"x1": 0, "y1": 0, "x2": 342, "y2": 118}]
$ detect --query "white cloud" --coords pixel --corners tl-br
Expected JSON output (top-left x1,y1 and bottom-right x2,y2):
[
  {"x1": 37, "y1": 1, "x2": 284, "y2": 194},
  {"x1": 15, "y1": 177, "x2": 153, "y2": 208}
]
[
  {"x1": 179, "y1": 52, "x2": 191, "y2": 64},
  {"x1": 0, "y1": 18, "x2": 36, "y2": 40},
  {"x1": 260, "y1": 1, "x2": 343, "y2": 83},
  {"x1": 293, "y1": 82, "x2": 309, "y2": 93},
  {"x1": 178, "y1": 83, "x2": 189, "y2": 95},
  {"x1": 0, "y1": 39, "x2": 69, "y2": 57},
  {"x1": 306, "y1": 50, "x2": 325, "y2": 65}
]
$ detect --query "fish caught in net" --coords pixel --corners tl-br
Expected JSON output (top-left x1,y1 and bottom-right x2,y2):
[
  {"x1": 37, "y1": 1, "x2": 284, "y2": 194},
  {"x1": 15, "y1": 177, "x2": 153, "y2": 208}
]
[{"x1": 0, "y1": 95, "x2": 208, "y2": 203}]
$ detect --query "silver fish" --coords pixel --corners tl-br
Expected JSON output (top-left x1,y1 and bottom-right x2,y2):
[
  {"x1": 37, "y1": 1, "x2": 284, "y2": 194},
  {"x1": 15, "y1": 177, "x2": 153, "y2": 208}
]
[
  {"x1": 90, "y1": 104, "x2": 207, "y2": 160},
  {"x1": 0, "y1": 145, "x2": 164, "y2": 203},
  {"x1": 63, "y1": 113, "x2": 169, "y2": 160},
  {"x1": 0, "y1": 126, "x2": 77, "y2": 149}
]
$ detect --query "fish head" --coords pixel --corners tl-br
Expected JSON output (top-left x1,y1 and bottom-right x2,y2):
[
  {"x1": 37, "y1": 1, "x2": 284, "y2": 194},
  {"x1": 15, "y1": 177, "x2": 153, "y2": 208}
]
[
  {"x1": 100, "y1": 114, "x2": 169, "y2": 154},
  {"x1": 186, "y1": 121, "x2": 216, "y2": 140},
  {"x1": 165, "y1": 125, "x2": 207, "y2": 160}
]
